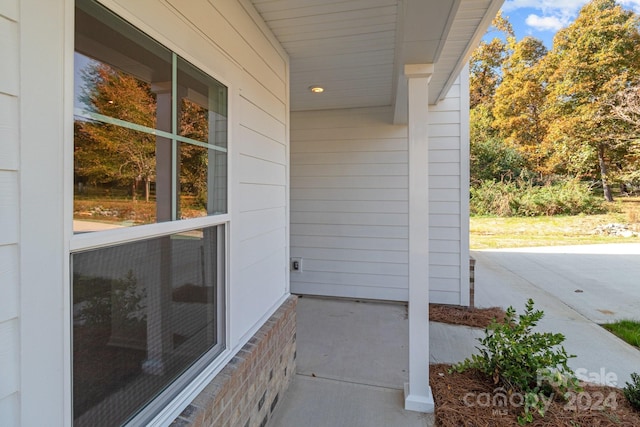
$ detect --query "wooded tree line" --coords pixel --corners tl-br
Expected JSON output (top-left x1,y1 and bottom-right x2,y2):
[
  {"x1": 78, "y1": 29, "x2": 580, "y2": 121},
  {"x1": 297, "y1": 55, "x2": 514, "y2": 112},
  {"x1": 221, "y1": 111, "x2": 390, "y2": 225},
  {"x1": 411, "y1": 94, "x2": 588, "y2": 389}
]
[
  {"x1": 471, "y1": 0, "x2": 640, "y2": 202},
  {"x1": 75, "y1": 62, "x2": 210, "y2": 206}
]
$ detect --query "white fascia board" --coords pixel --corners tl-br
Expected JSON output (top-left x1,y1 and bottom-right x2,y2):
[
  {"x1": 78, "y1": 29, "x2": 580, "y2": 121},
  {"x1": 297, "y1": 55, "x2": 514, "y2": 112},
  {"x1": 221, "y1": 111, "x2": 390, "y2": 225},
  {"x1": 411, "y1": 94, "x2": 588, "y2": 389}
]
[
  {"x1": 434, "y1": 0, "x2": 505, "y2": 103},
  {"x1": 394, "y1": 0, "x2": 505, "y2": 120}
]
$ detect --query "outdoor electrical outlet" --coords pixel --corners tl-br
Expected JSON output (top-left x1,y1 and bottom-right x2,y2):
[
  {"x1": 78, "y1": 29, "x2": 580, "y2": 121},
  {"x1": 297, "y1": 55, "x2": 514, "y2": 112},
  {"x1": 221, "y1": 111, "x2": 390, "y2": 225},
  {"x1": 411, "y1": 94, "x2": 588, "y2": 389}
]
[{"x1": 291, "y1": 257, "x2": 302, "y2": 272}]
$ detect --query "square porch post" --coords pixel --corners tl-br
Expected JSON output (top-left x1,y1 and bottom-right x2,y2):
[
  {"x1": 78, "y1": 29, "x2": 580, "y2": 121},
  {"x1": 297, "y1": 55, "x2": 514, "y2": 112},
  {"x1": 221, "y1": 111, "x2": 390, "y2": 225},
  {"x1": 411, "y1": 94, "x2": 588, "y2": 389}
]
[{"x1": 403, "y1": 63, "x2": 435, "y2": 413}]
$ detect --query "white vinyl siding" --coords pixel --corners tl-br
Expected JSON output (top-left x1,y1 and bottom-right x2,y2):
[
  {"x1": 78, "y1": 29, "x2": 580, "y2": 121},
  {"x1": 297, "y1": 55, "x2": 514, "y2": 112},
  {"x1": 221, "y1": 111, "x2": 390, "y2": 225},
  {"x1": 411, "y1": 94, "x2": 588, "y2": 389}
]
[
  {"x1": 0, "y1": 13, "x2": 18, "y2": 97},
  {"x1": 0, "y1": 317, "x2": 18, "y2": 427},
  {"x1": 428, "y1": 72, "x2": 470, "y2": 305},
  {"x1": 290, "y1": 72, "x2": 469, "y2": 305},
  {"x1": 0, "y1": 2, "x2": 19, "y2": 425},
  {"x1": 15, "y1": 0, "x2": 290, "y2": 424},
  {"x1": 234, "y1": 49, "x2": 288, "y2": 345},
  {"x1": 0, "y1": 92, "x2": 18, "y2": 172},
  {"x1": 290, "y1": 106, "x2": 410, "y2": 301},
  {"x1": 0, "y1": 173, "x2": 18, "y2": 246}
]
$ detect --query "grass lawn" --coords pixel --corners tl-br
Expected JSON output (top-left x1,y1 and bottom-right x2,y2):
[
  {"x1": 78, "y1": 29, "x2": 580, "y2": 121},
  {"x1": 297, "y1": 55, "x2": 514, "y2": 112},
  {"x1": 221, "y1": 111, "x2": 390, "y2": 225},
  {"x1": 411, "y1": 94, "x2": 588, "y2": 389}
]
[
  {"x1": 470, "y1": 197, "x2": 640, "y2": 249},
  {"x1": 602, "y1": 320, "x2": 640, "y2": 348}
]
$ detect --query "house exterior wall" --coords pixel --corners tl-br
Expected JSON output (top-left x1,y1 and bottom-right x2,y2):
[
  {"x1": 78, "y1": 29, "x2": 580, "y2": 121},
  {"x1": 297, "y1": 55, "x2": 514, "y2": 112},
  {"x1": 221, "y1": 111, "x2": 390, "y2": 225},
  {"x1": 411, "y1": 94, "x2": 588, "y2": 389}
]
[
  {"x1": 0, "y1": 1, "x2": 20, "y2": 425},
  {"x1": 428, "y1": 70, "x2": 471, "y2": 306},
  {"x1": 290, "y1": 106, "x2": 410, "y2": 301},
  {"x1": 10, "y1": 0, "x2": 291, "y2": 425},
  {"x1": 102, "y1": 0, "x2": 291, "y2": 347},
  {"x1": 290, "y1": 72, "x2": 469, "y2": 305},
  {"x1": 172, "y1": 296, "x2": 297, "y2": 427}
]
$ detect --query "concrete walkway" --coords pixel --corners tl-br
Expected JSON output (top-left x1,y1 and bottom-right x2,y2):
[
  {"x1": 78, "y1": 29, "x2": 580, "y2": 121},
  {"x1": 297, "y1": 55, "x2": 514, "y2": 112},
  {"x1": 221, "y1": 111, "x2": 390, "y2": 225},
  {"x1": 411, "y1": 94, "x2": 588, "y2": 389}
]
[
  {"x1": 476, "y1": 243, "x2": 640, "y2": 323},
  {"x1": 270, "y1": 244, "x2": 640, "y2": 426},
  {"x1": 472, "y1": 244, "x2": 640, "y2": 387}
]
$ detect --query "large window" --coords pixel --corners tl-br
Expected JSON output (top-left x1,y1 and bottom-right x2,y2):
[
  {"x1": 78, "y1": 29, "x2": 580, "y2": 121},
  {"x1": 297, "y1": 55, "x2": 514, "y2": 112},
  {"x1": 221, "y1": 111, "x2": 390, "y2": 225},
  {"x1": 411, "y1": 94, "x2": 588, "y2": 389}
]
[
  {"x1": 72, "y1": 226, "x2": 224, "y2": 426},
  {"x1": 74, "y1": 0, "x2": 227, "y2": 233},
  {"x1": 72, "y1": 0, "x2": 227, "y2": 424}
]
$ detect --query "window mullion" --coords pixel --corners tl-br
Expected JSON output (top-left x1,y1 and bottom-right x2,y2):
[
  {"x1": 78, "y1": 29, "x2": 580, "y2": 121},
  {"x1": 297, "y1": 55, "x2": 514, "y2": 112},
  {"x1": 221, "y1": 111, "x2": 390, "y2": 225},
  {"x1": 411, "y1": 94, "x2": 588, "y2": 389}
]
[
  {"x1": 73, "y1": 108, "x2": 226, "y2": 152},
  {"x1": 171, "y1": 52, "x2": 178, "y2": 221}
]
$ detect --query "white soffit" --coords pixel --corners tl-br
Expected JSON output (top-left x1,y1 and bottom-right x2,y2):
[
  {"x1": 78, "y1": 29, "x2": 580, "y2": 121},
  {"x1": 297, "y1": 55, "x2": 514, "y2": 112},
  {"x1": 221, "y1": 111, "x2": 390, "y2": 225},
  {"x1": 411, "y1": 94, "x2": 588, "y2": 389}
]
[{"x1": 250, "y1": 0, "x2": 504, "y2": 114}]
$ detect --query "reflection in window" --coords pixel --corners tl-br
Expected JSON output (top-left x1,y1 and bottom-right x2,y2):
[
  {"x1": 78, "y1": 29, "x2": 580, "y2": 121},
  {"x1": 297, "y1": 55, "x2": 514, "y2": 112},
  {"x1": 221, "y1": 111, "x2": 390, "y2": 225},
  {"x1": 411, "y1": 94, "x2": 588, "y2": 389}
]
[
  {"x1": 177, "y1": 57, "x2": 227, "y2": 149},
  {"x1": 72, "y1": 1, "x2": 228, "y2": 425},
  {"x1": 74, "y1": 108, "x2": 167, "y2": 225},
  {"x1": 178, "y1": 142, "x2": 208, "y2": 218},
  {"x1": 74, "y1": 0, "x2": 228, "y2": 233},
  {"x1": 72, "y1": 226, "x2": 224, "y2": 426}
]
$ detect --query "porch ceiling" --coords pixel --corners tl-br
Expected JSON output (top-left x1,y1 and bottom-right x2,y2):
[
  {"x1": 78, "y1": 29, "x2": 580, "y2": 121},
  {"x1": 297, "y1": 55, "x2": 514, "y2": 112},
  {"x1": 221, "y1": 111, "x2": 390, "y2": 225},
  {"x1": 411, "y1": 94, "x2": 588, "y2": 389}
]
[{"x1": 250, "y1": 0, "x2": 503, "y2": 121}]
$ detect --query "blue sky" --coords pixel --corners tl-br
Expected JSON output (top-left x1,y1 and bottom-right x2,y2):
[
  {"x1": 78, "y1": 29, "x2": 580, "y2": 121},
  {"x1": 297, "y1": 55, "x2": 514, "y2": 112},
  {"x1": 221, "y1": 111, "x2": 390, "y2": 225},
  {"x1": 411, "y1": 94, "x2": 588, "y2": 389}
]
[{"x1": 499, "y1": 0, "x2": 640, "y2": 48}]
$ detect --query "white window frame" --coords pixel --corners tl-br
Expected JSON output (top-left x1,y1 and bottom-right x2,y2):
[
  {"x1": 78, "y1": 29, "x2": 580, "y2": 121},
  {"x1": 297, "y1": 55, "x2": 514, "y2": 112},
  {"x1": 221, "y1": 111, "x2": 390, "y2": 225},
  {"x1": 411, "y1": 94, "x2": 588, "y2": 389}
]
[{"x1": 68, "y1": 1, "x2": 234, "y2": 424}]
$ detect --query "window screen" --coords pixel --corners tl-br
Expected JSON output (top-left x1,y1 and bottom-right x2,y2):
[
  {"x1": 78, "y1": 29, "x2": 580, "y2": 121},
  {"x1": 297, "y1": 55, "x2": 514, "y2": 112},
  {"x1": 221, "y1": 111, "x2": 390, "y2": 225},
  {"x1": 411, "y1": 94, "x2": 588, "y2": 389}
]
[{"x1": 72, "y1": 226, "x2": 224, "y2": 425}]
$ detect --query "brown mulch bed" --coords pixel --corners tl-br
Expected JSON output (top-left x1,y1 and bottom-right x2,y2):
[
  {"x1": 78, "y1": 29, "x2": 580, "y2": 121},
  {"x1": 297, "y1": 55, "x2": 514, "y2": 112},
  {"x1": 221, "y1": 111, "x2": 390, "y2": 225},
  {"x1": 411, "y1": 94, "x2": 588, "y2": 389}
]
[
  {"x1": 429, "y1": 304, "x2": 506, "y2": 328},
  {"x1": 428, "y1": 306, "x2": 640, "y2": 425},
  {"x1": 430, "y1": 364, "x2": 640, "y2": 426}
]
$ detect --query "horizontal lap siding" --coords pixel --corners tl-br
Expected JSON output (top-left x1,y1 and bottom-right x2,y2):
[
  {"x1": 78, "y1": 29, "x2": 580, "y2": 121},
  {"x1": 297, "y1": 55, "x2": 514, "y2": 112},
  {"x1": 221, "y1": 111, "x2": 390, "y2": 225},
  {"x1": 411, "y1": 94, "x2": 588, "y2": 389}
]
[
  {"x1": 0, "y1": 3, "x2": 19, "y2": 425},
  {"x1": 108, "y1": 0, "x2": 291, "y2": 347},
  {"x1": 290, "y1": 106, "x2": 410, "y2": 301},
  {"x1": 428, "y1": 74, "x2": 469, "y2": 305},
  {"x1": 235, "y1": 90, "x2": 288, "y2": 341},
  {"x1": 290, "y1": 74, "x2": 469, "y2": 305}
]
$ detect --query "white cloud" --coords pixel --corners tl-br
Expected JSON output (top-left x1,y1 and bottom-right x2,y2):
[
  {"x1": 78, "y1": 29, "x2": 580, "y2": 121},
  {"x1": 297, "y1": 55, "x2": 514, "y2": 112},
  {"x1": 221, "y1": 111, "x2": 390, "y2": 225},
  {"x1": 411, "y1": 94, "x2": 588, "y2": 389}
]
[
  {"x1": 502, "y1": 0, "x2": 587, "y2": 34},
  {"x1": 501, "y1": 0, "x2": 640, "y2": 41},
  {"x1": 525, "y1": 14, "x2": 567, "y2": 31},
  {"x1": 502, "y1": 0, "x2": 587, "y2": 16},
  {"x1": 619, "y1": 0, "x2": 640, "y2": 13},
  {"x1": 504, "y1": 0, "x2": 640, "y2": 18}
]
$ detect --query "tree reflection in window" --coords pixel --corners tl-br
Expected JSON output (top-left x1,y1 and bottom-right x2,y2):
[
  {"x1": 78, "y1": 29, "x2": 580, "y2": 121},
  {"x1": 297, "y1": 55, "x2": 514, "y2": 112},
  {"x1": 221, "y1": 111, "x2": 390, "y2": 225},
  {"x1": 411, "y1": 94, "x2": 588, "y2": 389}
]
[
  {"x1": 73, "y1": 55, "x2": 227, "y2": 230},
  {"x1": 75, "y1": 63, "x2": 158, "y2": 207}
]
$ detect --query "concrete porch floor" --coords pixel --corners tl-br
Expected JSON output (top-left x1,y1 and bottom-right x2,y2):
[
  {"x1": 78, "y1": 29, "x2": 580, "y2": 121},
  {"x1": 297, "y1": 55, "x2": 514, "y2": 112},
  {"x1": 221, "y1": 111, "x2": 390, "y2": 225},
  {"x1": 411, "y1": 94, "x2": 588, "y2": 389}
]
[
  {"x1": 269, "y1": 244, "x2": 640, "y2": 426},
  {"x1": 268, "y1": 296, "x2": 437, "y2": 427}
]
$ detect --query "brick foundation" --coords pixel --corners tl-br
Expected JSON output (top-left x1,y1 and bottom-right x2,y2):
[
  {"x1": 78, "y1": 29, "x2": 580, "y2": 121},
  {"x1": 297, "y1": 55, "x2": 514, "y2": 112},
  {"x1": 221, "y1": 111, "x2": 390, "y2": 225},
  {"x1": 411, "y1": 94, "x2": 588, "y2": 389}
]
[
  {"x1": 170, "y1": 295, "x2": 297, "y2": 427},
  {"x1": 469, "y1": 256, "x2": 476, "y2": 307}
]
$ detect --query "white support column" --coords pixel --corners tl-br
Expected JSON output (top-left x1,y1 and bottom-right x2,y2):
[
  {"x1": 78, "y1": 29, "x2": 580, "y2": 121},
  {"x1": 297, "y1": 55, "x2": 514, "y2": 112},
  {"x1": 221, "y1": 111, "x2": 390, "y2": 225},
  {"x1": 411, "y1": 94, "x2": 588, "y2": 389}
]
[{"x1": 404, "y1": 63, "x2": 435, "y2": 413}]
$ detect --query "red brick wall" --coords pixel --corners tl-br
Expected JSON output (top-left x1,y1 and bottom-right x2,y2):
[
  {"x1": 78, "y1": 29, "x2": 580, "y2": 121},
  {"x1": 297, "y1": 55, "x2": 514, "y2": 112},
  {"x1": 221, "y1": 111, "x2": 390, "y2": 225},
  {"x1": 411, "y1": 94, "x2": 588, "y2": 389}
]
[{"x1": 171, "y1": 296, "x2": 297, "y2": 427}]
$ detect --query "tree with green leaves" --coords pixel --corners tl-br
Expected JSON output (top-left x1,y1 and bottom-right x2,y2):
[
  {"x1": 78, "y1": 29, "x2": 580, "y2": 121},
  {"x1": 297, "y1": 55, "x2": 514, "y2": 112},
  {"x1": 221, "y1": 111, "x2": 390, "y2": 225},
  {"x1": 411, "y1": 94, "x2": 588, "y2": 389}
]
[
  {"x1": 493, "y1": 36, "x2": 550, "y2": 177},
  {"x1": 542, "y1": 0, "x2": 640, "y2": 201},
  {"x1": 470, "y1": 104, "x2": 526, "y2": 184}
]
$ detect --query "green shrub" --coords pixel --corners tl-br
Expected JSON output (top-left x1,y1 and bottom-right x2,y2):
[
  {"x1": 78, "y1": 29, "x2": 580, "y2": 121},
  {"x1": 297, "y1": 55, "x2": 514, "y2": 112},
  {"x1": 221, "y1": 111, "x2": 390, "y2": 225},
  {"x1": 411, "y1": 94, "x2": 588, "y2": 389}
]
[
  {"x1": 451, "y1": 299, "x2": 578, "y2": 424},
  {"x1": 470, "y1": 179, "x2": 607, "y2": 217},
  {"x1": 470, "y1": 180, "x2": 518, "y2": 216},
  {"x1": 624, "y1": 372, "x2": 640, "y2": 411},
  {"x1": 80, "y1": 270, "x2": 146, "y2": 328},
  {"x1": 471, "y1": 137, "x2": 526, "y2": 184}
]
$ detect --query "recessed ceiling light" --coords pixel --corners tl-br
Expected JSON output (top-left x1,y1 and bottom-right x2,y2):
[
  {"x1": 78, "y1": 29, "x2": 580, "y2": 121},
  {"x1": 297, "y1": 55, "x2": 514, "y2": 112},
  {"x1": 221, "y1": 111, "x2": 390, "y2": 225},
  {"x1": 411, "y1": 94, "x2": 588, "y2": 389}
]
[{"x1": 309, "y1": 85, "x2": 324, "y2": 93}]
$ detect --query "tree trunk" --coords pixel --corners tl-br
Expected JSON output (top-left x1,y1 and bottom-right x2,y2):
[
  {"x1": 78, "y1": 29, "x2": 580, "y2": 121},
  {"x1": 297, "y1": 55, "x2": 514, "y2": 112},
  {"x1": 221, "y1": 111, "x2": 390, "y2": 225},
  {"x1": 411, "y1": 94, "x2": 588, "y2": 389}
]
[
  {"x1": 598, "y1": 143, "x2": 614, "y2": 202},
  {"x1": 145, "y1": 178, "x2": 150, "y2": 202},
  {"x1": 620, "y1": 182, "x2": 628, "y2": 195}
]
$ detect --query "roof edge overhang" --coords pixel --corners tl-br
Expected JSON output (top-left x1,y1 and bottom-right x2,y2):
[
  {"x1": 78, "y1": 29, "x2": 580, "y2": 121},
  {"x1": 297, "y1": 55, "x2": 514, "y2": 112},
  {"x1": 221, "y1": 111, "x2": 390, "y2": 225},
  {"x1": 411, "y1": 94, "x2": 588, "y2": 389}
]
[{"x1": 392, "y1": 0, "x2": 504, "y2": 124}]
